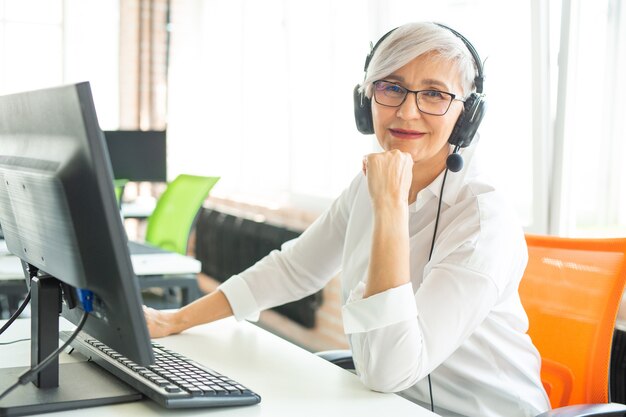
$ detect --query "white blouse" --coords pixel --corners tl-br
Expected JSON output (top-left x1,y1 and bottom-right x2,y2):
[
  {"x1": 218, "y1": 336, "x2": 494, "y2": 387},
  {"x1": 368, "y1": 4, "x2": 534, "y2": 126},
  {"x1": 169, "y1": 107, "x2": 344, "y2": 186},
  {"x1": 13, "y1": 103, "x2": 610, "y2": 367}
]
[{"x1": 219, "y1": 144, "x2": 551, "y2": 417}]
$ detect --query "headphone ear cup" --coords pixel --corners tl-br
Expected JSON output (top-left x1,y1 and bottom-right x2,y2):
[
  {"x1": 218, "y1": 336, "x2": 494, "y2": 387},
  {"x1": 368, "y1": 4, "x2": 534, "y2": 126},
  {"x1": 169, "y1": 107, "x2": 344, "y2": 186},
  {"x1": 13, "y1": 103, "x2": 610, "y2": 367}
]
[
  {"x1": 448, "y1": 93, "x2": 486, "y2": 148},
  {"x1": 353, "y1": 84, "x2": 374, "y2": 135}
]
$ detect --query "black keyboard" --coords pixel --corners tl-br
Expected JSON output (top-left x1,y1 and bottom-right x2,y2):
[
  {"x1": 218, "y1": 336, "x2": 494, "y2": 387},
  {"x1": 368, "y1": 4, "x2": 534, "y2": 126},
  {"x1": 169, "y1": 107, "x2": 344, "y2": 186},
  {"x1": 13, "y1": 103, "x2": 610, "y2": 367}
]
[{"x1": 60, "y1": 331, "x2": 261, "y2": 409}]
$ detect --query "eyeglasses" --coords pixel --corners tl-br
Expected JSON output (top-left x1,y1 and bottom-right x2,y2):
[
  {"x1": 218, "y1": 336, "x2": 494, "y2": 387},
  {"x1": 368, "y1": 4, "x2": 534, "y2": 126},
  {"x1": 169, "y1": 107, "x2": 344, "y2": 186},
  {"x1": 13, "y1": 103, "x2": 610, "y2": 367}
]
[{"x1": 372, "y1": 80, "x2": 464, "y2": 116}]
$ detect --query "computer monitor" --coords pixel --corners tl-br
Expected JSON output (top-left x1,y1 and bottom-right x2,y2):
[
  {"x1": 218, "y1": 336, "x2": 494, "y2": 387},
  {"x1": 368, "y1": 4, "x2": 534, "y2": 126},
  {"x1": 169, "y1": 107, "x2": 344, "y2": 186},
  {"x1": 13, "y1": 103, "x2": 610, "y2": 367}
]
[
  {"x1": 104, "y1": 130, "x2": 167, "y2": 182},
  {"x1": 0, "y1": 82, "x2": 154, "y2": 414}
]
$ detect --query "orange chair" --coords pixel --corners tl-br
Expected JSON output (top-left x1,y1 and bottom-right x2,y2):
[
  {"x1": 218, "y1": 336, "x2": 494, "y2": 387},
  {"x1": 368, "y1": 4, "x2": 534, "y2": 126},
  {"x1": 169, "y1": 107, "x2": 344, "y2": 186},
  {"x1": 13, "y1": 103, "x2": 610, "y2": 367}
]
[{"x1": 521, "y1": 234, "x2": 626, "y2": 416}]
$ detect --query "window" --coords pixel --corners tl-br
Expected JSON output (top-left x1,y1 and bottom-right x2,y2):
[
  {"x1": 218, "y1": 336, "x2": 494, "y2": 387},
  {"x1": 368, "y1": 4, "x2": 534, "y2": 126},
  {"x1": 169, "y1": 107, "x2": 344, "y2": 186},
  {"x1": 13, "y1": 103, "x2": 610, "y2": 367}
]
[
  {"x1": 551, "y1": 0, "x2": 626, "y2": 237},
  {"x1": 0, "y1": 0, "x2": 63, "y2": 94},
  {"x1": 166, "y1": 0, "x2": 537, "y2": 225},
  {"x1": 0, "y1": 0, "x2": 119, "y2": 128}
]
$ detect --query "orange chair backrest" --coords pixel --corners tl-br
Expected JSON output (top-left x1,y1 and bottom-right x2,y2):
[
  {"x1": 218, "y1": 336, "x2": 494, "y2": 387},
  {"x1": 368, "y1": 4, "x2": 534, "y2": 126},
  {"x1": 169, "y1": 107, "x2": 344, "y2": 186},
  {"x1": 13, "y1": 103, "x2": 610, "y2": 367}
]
[{"x1": 519, "y1": 234, "x2": 626, "y2": 408}]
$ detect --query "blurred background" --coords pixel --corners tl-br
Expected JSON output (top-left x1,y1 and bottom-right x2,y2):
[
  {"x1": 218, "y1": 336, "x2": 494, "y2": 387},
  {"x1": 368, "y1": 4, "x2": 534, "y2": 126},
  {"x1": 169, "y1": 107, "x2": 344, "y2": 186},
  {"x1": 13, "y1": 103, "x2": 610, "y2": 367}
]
[{"x1": 1, "y1": 0, "x2": 624, "y2": 237}]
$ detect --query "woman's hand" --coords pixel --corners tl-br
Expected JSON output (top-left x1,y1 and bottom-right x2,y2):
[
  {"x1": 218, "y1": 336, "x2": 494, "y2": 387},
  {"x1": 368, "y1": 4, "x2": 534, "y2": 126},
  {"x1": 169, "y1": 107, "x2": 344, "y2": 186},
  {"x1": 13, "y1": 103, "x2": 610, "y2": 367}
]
[
  {"x1": 363, "y1": 149, "x2": 414, "y2": 210},
  {"x1": 142, "y1": 290, "x2": 234, "y2": 339},
  {"x1": 143, "y1": 306, "x2": 183, "y2": 338}
]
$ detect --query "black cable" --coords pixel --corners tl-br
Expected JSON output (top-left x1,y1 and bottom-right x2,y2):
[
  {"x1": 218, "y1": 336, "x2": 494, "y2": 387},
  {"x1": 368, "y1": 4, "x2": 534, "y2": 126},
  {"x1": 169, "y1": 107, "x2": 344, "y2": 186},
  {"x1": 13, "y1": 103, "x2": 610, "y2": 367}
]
[
  {"x1": 429, "y1": 167, "x2": 449, "y2": 260},
  {"x1": 0, "y1": 289, "x2": 31, "y2": 337},
  {"x1": 0, "y1": 311, "x2": 89, "y2": 401},
  {"x1": 0, "y1": 338, "x2": 30, "y2": 346},
  {"x1": 425, "y1": 166, "x2": 451, "y2": 413}
]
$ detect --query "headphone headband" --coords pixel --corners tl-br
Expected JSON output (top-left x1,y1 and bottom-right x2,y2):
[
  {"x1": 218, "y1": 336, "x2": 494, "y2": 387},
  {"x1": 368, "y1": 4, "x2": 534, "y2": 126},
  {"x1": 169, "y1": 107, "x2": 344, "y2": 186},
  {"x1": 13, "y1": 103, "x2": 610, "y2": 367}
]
[
  {"x1": 433, "y1": 23, "x2": 484, "y2": 94},
  {"x1": 363, "y1": 28, "x2": 397, "y2": 72},
  {"x1": 363, "y1": 22, "x2": 485, "y2": 94}
]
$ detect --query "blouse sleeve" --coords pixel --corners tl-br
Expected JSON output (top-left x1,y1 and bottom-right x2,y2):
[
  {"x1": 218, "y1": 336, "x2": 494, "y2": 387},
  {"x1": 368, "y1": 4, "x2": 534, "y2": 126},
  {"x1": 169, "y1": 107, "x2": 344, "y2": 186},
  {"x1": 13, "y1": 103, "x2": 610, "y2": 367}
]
[{"x1": 219, "y1": 174, "x2": 364, "y2": 321}]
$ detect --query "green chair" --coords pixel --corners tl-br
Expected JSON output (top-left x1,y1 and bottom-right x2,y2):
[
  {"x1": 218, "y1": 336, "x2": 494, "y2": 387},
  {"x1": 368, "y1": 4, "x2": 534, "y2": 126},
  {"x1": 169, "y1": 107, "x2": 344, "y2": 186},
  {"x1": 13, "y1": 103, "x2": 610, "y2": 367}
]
[
  {"x1": 144, "y1": 174, "x2": 220, "y2": 255},
  {"x1": 113, "y1": 178, "x2": 129, "y2": 206}
]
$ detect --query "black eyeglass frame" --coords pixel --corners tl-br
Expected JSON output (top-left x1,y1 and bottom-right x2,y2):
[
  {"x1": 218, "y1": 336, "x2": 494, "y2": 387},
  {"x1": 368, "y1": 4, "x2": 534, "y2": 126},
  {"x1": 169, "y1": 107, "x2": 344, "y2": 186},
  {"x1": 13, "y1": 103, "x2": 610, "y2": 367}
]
[{"x1": 372, "y1": 80, "x2": 465, "y2": 116}]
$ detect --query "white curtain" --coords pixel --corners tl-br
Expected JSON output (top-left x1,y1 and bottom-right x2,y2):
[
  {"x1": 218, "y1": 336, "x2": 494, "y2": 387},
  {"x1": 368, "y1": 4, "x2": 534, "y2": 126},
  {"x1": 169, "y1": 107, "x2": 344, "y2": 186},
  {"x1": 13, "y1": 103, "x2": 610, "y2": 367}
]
[{"x1": 551, "y1": 0, "x2": 626, "y2": 236}]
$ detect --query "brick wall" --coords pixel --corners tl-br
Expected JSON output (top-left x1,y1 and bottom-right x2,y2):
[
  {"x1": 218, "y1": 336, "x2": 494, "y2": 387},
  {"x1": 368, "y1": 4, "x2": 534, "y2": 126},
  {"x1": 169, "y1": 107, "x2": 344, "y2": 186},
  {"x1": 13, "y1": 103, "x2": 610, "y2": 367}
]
[{"x1": 119, "y1": 0, "x2": 169, "y2": 130}]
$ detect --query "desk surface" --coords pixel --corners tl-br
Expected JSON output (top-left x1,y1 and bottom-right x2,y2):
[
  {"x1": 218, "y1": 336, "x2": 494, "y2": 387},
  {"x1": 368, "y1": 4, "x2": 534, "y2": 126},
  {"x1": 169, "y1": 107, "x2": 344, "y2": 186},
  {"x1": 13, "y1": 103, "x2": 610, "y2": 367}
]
[
  {"x1": 0, "y1": 240, "x2": 201, "y2": 279},
  {"x1": 128, "y1": 241, "x2": 201, "y2": 276},
  {"x1": 0, "y1": 255, "x2": 22, "y2": 280},
  {"x1": 0, "y1": 317, "x2": 437, "y2": 416},
  {"x1": 121, "y1": 200, "x2": 156, "y2": 219}
]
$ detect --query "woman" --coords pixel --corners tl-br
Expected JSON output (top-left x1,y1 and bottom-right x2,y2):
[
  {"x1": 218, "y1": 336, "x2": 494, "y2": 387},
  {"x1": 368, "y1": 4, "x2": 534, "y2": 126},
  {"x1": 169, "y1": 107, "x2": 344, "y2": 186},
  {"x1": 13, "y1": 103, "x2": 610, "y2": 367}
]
[{"x1": 144, "y1": 22, "x2": 550, "y2": 416}]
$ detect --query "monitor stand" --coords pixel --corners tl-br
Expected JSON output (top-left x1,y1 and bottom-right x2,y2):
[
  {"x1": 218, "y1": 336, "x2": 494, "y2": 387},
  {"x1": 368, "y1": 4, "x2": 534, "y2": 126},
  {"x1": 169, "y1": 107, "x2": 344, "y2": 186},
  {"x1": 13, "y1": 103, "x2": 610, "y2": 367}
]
[{"x1": 0, "y1": 275, "x2": 142, "y2": 417}]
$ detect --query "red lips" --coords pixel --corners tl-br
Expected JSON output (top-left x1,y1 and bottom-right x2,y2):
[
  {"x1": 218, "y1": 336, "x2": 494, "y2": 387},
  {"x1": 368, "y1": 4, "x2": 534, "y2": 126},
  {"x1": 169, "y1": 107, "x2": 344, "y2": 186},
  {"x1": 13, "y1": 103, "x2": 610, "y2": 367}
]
[{"x1": 389, "y1": 128, "x2": 425, "y2": 140}]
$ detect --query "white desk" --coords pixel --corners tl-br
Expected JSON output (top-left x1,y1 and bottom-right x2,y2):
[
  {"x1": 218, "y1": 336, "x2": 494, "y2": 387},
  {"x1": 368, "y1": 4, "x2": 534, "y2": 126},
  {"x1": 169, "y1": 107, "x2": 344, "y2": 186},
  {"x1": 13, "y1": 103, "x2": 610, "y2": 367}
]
[
  {"x1": 0, "y1": 256, "x2": 22, "y2": 277},
  {"x1": 121, "y1": 200, "x2": 156, "y2": 219},
  {"x1": 128, "y1": 241, "x2": 201, "y2": 306},
  {"x1": 131, "y1": 252, "x2": 200, "y2": 276},
  {"x1": 0, "y1": 240, "x2": 202, "y2": 310},
  {"x1": 0, "y1": 317, "x2": 438, "y2": 416},
  {"x1": 1, "y1": 240, "x2": 201, "y2": 278}
]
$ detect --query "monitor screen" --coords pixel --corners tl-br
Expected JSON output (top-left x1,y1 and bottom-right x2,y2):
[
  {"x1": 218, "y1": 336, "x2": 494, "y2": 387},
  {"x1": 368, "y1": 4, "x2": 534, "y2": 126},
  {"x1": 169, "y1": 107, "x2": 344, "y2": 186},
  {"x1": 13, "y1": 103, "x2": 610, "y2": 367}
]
[
  {"x1": 0, "y1": 82, "x2": 154, "y2": 412},
  {"x1": 104, "y1": 130, "x2": 167, "y2": 182}
]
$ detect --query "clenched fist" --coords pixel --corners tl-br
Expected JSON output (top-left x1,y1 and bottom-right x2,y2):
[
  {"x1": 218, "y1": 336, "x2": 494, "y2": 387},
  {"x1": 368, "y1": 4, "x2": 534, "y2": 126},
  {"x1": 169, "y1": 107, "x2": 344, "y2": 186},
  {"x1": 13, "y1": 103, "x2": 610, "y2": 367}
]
[{"x1": 363, "y1": 149, "x2": 413, "y2": 210}]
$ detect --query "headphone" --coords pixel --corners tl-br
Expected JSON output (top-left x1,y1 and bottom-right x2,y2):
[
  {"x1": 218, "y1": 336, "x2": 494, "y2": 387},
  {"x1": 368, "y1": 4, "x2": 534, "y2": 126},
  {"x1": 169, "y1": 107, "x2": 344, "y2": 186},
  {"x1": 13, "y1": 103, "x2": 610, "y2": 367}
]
[{"x1": 353, "y1": 23, "x2": 486, "y2": 172}]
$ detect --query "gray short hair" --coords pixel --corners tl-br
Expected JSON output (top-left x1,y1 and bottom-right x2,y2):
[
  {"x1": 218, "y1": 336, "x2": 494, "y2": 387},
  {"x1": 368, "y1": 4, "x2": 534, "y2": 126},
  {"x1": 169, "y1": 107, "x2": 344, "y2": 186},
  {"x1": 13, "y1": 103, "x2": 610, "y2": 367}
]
[{"x1": 360, "y1": 22, "x2": 479, "y2": 99}]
